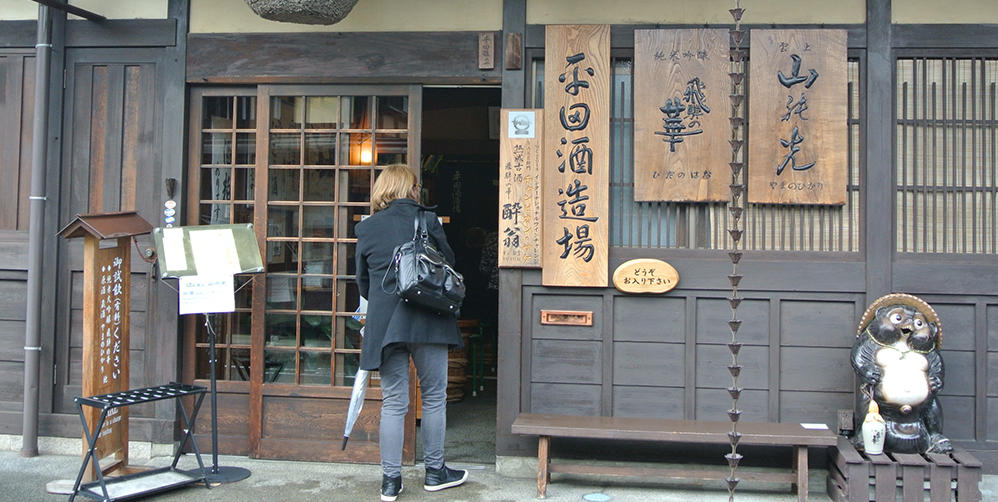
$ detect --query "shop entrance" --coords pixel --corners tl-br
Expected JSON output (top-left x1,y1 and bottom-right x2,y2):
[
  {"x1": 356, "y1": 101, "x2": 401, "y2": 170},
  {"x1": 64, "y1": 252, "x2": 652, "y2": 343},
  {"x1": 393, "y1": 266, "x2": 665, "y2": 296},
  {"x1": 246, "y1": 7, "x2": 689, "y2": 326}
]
[{"x1": 419, "y1": 86, "x2": 501, "y2": 464}]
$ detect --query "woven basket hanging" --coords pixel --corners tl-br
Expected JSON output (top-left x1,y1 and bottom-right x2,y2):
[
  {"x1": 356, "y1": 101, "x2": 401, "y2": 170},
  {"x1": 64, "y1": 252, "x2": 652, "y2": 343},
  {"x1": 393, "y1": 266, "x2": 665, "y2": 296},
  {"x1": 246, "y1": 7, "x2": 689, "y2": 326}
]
[{"x1": 245, "y1": 0, "x2": 360, "y2": 25}]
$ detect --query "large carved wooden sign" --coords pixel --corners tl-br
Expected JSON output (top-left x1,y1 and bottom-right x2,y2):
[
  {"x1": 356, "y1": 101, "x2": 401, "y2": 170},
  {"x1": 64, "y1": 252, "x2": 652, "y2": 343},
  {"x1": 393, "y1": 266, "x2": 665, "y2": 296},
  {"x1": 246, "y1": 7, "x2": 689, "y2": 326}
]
[
  {"x1": 634, "y1": 29, "x2": 731, "y2": 202},
  {"x1": 499, "y1": 108, "x2": 543, "y2": 268},
  {"x1": 748, "y1": 29, "x2": 848, "y2": 205},
  {"x1": 543, "y1": 24, "x2": 610, "y2": 287}
]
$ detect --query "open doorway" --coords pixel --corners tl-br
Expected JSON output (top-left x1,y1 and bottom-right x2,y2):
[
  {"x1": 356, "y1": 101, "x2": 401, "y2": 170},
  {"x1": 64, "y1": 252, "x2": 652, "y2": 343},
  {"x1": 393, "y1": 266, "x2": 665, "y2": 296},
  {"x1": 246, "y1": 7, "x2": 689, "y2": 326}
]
[{"x1": 418, "y1": 86, "x2": 501, "y2": 464}]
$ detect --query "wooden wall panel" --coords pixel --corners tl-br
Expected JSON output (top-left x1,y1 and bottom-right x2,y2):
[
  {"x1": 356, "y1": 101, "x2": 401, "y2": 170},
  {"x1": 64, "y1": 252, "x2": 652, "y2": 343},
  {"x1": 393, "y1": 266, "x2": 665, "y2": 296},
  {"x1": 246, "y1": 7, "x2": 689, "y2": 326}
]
[
  {"x1": 780, "y1": 347, "x2": 852, "y2": 391},
  {"x1": 531, "y1": 339, "x2": 601, "y2": 384},
  {"x1": 612, "y1": 342, "x2": 684, "y2": 386},
  {"x1": 0, "y1": 52, "x2": 34, "y2": 231},
  {"x1": 542, "y1": 24, "x2": 610, "y2": 287},
  {"x1": 0, "y1": 319, "x2": 25, "y2": 360},
  {"x1": 696, "y1": 297, "x2": 769, "y2": 345},
  {"x1": 0, "y1": 362, "x2": 23, "y2": 402},
  {"x1": 696, "y1": 344, "x2": 768, "y2": 389},
  {"x1": 932, "y1": 303, "x2": 976, "y2": 351},
  {"x1": 611, "y1": 296, "x2": 684, "y2": 342},
  {"x1": 613, "y1": 386, "x2": 684, "y2": 419},
  {"x1": 938, "y1": 395, "x2": 976, "y2": 440},
  {"x1": 779, "y1": 299, "x2": 856, "y2": 347},
  {"x1": 530, "y1": 382, "x2": 601, "y2": 416},
  {"x1": 0, "y1": 278, "x2": 27, "y2": 320},
  {"x1": 779, "y1": 390, "x2": 853, "y2": 428},
  {"x1": 939, "y1": 350, "x2": 975, "y2": 397},
  {"x1": 633, "y1": 29, "x2": 730, "y2": 202},
  {"x1": 696, "y1": 389, "x2": 769, "y2": 422},
  {"x1": 747, "y1": 29, "x2": 848, "y2": 205}
]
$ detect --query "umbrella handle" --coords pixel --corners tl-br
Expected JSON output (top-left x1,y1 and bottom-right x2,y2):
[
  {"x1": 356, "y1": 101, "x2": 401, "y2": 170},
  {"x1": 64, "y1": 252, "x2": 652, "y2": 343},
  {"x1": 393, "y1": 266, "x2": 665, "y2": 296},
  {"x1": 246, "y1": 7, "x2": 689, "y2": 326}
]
[{"x1": 341, "y1": 436, "x2": 349, "y2": 450}]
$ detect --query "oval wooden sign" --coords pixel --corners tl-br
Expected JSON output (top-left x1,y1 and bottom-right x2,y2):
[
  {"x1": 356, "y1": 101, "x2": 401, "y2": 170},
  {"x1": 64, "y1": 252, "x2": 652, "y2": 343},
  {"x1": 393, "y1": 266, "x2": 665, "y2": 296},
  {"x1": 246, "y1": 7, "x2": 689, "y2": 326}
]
[{"x1": 612, "y1": 258, "x2": 679, "y2": 294}]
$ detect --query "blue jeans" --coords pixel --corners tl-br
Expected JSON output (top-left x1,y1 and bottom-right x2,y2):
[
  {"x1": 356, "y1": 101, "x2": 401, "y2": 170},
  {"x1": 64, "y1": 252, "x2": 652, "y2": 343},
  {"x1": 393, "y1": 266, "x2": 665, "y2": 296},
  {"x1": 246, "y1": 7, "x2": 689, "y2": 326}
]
[{"x1": 378, "y1": 343, "x2": 448, "y2": 477}]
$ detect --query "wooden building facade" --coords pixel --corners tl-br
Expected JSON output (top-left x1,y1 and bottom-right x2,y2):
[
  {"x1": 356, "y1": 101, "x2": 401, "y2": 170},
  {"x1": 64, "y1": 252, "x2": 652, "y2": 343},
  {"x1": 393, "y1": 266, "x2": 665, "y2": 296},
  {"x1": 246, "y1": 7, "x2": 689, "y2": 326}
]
[{"x1": 1, "y1": 0, "x2": 997, "y2": 470}]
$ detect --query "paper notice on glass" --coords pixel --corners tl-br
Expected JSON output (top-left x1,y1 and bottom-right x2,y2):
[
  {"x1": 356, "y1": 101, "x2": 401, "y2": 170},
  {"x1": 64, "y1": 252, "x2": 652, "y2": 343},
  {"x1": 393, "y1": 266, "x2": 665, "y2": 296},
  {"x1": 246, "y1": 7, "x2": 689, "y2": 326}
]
[
  {"x1": 189, "y1": 228, "x2": 241, "y2": 276},
  {"x1": 179, "y1": 275, "x2": 235, "y2": 315},
  {"x1": 161, "y1": 227, "x2": 188, "y2": 272},
  {"x1": 800, "y1": 423, "x2": 829, "y2": 430}
]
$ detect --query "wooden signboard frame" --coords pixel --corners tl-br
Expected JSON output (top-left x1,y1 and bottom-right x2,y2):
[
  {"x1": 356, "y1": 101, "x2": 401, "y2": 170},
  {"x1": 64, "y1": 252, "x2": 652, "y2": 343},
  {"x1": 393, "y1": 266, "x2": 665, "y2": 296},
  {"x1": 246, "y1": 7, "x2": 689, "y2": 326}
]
[
  {"x1": 542, "y1": 24, "x2": 610, "y2": 287},
  {"x1": 747, "y1": 29, "x2": 848, "y2": 205},
  {"x1": 633, "y1": 29, "x2": 731, "y2": 202},
  {"x1": 58, "y1": 212, "x2": 153, "y2": 478},
  {"x1": 499, "y1": 108, "x2": 543, "y2": 268}
]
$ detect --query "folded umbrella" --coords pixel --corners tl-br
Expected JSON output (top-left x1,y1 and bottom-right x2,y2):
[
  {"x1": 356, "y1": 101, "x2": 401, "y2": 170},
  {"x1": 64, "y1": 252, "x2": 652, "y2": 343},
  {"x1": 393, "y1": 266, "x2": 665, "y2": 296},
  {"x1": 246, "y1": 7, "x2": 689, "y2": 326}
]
[{"x1": 342, "y1": 368, "x2": 370, "y2": 450}]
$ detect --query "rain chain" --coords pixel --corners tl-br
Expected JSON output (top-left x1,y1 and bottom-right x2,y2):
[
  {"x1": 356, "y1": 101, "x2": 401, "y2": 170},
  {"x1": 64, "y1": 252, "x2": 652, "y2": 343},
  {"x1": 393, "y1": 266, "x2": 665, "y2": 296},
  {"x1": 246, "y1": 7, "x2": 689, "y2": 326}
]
[{"x1": 725, "y1": 2, "x2": 746, "y2": 501}]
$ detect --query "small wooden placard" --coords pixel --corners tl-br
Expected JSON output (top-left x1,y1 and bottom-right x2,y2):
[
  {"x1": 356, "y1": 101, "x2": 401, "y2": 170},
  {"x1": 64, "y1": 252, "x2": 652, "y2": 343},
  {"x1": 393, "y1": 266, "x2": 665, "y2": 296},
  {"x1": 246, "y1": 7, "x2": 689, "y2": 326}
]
[
  {"x1": 540, "y1": 309, "x2": 594, "y2": 326},
  {"x1": 612, "y1": 258, "x2": 679, "y2": 294},
  {"x1": 633, "y1": 29, "x2": 731, "y2": 202},
  {"x1": 499, "y1": 109, "x2": 543, "y2": 268},
  {"x1": 748, "y1": 29, "x2": 848, "y2": 205},
  {"x1": 542, "y1": 24, "x2": 611, "y2": 288},
  {"x1": 504, "y1": 32, "x2": 523, "y2": 70},
  {"x1": 479, "y1": 32, "x2": 495, "y2": 70}
]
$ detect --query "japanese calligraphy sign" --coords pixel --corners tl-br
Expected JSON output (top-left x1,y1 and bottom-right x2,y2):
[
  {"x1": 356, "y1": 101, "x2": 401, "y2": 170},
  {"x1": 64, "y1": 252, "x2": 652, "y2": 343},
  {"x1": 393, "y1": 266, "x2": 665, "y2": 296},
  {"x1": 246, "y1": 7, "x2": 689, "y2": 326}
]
[
  {"x1": 748, "y1": 29, "x2": 847, "y2": 205},
  {"x1": 634, "y1": 29, "x2": 731, "y2": 202},
  {"x1": 612, "y1": 258, "x2": 680, "y2": 294},
  {"x1": 543, "y1": 24, "x2": 610, "y2": 287},
  {"x1": 499, "y1": 109, "x2": 543, "y2": 268},
  {"x1": 82, "y1": 237, "x2": 131, "y2": 469}
]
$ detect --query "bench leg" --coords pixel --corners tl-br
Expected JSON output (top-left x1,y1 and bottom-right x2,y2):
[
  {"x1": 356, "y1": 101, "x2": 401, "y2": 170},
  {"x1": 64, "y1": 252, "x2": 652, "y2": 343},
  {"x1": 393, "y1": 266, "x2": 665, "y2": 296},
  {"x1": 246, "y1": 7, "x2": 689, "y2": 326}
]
[
  {"x1": 537, "y1": 435, "x2": 550, "y2": 499},
  {"x1": 793, "y1": 446, "x2": 808, "y2": 502}
]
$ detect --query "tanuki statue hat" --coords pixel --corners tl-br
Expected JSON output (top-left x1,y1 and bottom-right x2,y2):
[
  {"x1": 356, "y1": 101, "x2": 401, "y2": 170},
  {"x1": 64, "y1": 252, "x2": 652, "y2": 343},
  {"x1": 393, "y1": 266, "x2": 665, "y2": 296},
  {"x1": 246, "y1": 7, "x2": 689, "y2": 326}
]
[{"x1": 856, "y1": 293, "x2": 941, "y2": 345}]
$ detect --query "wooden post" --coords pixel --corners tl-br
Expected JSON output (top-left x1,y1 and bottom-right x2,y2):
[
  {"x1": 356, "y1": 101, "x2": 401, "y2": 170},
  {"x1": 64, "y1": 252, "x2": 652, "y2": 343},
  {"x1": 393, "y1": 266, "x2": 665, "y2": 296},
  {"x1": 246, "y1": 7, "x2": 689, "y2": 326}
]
[{"x1": 59, "y1": 212, "x2": 152, "y2": 478}]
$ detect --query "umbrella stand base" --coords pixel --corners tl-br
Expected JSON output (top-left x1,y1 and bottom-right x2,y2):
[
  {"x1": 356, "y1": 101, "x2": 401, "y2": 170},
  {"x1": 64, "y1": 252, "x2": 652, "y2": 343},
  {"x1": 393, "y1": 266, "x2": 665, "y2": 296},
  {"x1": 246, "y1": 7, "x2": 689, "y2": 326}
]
[{"x1": 205, "y1": 466, "x2": 251, "y2": 484}]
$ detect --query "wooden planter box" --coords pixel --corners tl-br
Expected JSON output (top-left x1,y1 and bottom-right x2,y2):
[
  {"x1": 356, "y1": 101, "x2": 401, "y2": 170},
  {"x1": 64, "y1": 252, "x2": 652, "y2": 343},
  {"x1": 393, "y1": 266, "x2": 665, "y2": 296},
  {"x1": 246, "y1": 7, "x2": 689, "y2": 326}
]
[{"x1": 827, "y1": 436, "x2": 981, "y2": 502}]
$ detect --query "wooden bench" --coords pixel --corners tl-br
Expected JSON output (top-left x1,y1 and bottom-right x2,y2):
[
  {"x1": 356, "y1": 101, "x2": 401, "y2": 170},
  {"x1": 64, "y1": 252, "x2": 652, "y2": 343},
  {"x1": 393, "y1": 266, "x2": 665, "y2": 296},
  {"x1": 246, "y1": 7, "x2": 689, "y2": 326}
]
[{"x1": 511, "y1": 413, "x2": 837, "y2": 500}]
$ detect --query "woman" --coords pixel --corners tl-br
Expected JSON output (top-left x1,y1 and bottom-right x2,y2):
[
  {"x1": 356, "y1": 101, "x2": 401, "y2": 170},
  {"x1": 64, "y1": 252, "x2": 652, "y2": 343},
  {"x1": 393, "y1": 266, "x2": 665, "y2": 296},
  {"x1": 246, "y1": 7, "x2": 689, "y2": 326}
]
[{"x1": 354, "y1": 164, "x2": 468, "y2": 502}]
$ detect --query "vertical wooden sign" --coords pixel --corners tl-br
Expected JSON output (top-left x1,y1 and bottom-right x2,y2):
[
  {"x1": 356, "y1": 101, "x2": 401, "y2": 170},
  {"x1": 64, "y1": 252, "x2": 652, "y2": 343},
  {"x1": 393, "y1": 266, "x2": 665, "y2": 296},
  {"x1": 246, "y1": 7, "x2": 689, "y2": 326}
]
[
  {"x1": 499, "y1": 109, "x2": 543, "y2": 268},
  {"x1": 633, "y1": 29, "x2": 731, "y2": 202},
  {"x1": 82, "y1": 237, "x2": 130, "y2": 473},
  {"x1": 543, "y1": 24, "x2": 610, "y2": 287},
  {"x1": 748, "y1": 29, "x2": 847, "y2": 205}
]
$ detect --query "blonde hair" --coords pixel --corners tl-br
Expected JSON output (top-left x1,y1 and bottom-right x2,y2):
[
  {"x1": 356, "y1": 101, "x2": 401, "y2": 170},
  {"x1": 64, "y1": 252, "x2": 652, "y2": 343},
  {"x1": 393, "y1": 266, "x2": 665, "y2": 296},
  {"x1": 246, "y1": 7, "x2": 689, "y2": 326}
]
[{"x1": 371, "y1": 164, "x2": 417, "y2": 212}]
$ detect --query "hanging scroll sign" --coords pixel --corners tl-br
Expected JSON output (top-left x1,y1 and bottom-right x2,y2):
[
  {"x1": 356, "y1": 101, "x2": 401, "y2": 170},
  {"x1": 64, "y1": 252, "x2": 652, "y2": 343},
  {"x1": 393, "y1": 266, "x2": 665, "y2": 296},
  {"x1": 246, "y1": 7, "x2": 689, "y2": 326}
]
[
  {"x1": 499, "y1": 109, "x2": 543, "y2": 268},
  {"x1": 748, "y1": 29, "x2": 848, "y2": 205},
  {"x1": 542, "y1": 24, "x2": 610, "y2": 287},
  {"x1": 633, "y1": 29, "x2": 731, "y2": 202}
]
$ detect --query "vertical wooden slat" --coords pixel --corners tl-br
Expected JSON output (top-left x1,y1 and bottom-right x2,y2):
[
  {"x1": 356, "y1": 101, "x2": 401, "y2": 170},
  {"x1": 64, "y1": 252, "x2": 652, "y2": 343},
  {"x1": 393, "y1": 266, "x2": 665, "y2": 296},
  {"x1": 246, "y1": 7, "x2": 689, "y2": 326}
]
[
  {"x1": 932, "y1": 82, "x2": 938, "y2": 252},
  {"x1": 951, "y1": 449, "x2": 983, "y2": 502},
  {"x1": 970, "y1": 59, "x2": 978, "y2": 253},
  {"x1": 88, "y1": 66, "x2": 108, "y2": 212},
  {"x1": 942, "y1": 59, "x2": 949, "y2": 253},
  {"x1": 921, "y1": 58, "x2": 929, "y2": 254},
  {"x1": 927, "y1": 452, "x2": 956, "y2": 502},
  {"x1": 868, "y1": 452, "x2": 896, "y2": 502},
  {"x1": 0, "y1": 55, "x2": 25, "y2": 229},
  {"x1": 72, "y1": 64, "x2": 95, "y2": 215},
  {"x1": 102, "y1": 64, "x2": 125, "y2": 213},
  {"x1": 119, "y1": 65, "x2": 141, "y2": 212},
  {"x1": 18, "y1": 55, "x2": 36, "y2": 231},
  {"x1": 901, "y1": 81, "x2": 909, "y2": 252},
  {"x1": 960, "y1": 81, "x2": 967, "y2": 253},
  {"x1": 893, "y1": 452, "x2": 928, "y2": 502}
]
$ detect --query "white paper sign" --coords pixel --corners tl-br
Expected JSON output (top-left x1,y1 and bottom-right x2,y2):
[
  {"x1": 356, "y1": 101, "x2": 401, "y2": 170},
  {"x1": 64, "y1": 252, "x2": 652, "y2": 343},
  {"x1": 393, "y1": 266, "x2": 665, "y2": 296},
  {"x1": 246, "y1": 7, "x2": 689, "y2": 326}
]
[
  {"x1": 189, "y1": 228, "x2": 241, "y2": 276},
  {"x1": 161, "y1": 227, "x2": 188, "y2": 271},
  {"x1": 800, "y1": 423, "x2": 829, "y2": 430},
  {"x1": 179, "y1": 275, "x2": 235, "y2": 315}
]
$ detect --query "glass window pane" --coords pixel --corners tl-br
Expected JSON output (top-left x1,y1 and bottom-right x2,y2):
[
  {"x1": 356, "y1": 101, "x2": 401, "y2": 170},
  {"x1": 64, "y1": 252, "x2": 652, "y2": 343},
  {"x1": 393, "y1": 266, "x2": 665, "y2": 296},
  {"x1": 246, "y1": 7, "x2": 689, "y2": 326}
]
[
  {"x1": 269, "y1": 133, "x2": 301, "y2": 165},
  {"x1": 301, "y1": 315, "x2": 332, "y2": 347},
  {"x1": 305, "y1": 133, "x2": 337, "y2": 165},
  {"x1": 338, "y1": 169, "x2": 371, "y2": 203},
  {"x1": 335, "y1": 280, "x2": 360, "y2": 313},
  {"x1": 265, "y1": 312, "x2": 297, "y2": 346},
  {"x1": 374, "y1": 133, "x2": 407, "y2": 166},
  {"x1": 195, "y1": 315, "x2": 228, "y2": 344},
  {"x1": 335, "y1": 352, "x2": 362, "y2": 386},
  {"x1": 377, "y1": 96, "x2": 407, "y2": 129},
  {"x1": 233, "y1": 203, "x2": 254, "y2": 224},
  {"x1": 235, "y1": 133, "x2": 256, "y2": 165},
  {"x1": 270, "y1": 96, "x2": 303, "y2": 129},
  {"x1": 263, "y1": 349, "x2": 295, "y2": 383},
  {"x1": 268, "y1": 169, "x2": 300, "y2": 201},
  {"x1": 202, "y1": 96, "x2": 233, "y2": 129},
  {"x1": 303, "y1": 206, "x2": 335, "y2": 239},
  {"x1": 201, "y1": 133, "x2": 232, "y2": 165},
  {"x1": 267, "y1": 240, "x2": 299, "y2": 273},
  {"x1": 337, "y1": 315, "x2": 363, "y2": 350},
  {"x1": 228, "y1": 348, "x2": 251, "y2": 381},
  {"x1": 336, "y1": 243, "x2": 356, "y2": 276},
  {"x1": 341, "y1": 206, "x2": 369, "y2": 238},
  {"x1": 199, "y1": 203, "x2": 230, "y2": 225},
  {"x1": 235, "y1": 282, "x2": 253, "y2": 309},
  {"x1": 340, "y1": 133, "x2": 373, "y2": 166},
  {"x1": 267, "y1": 205, "x2": 299, "y2": 236},
  {"x1": 236, "y1": 96, "x2": 256, "y2": 129},
  {"x1": 306, "y1": 96, "x2": 340, "y2": 129},
  {"x1": 300, "y1": 352, "x2": 331, "y2": 385},
  {"x1": 233, "y1": 167, "x2": 254, "y2": 200},
  {"x1": 302, "y1": 242, "x2": 333, "y2": 275},
  {"x1": 303, "y1": 169, "x2": 335, "y2": 202},
  {"x1": 230, "y1": 312, "x2": 253, "y2": 346},
  {"x1": 342, "y1": 96, "x2": 371, "y2": 129},
  {"x1": 302, "y1": 277, "x2": 332, "y2": 311},
  {"x1": 200, "y1": 168, "x2": 231, "y2": 201}
]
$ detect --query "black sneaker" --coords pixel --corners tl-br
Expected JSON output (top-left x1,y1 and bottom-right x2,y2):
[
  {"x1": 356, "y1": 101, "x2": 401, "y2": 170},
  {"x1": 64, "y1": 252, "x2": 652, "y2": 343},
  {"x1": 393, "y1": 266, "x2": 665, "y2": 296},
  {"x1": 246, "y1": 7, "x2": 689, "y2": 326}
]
[
  {"x1": 423, "y1": 464, "x2": 468, "y2": 492},
  {"x1": 381, "y1": 474, "x2": 403, "y2": 502}
]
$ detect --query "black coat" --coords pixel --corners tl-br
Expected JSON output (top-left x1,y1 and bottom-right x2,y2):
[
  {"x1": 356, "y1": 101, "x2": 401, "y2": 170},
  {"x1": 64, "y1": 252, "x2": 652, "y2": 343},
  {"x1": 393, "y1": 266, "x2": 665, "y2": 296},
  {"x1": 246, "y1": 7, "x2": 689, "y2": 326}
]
[{"x1": 355, "y1": 198, "x2": 461, "y2": 370}]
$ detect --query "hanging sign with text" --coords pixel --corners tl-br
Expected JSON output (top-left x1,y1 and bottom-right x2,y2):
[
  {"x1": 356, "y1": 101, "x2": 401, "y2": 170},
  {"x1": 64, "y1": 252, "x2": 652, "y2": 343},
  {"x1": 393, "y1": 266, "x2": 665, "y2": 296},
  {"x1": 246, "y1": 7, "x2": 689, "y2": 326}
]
[
  {"x1": 634, "y1": 29, "x2": 731, "y2": 202},
  {"x1": 748, "y1": 29, "x2": 848, "y2": 205},
  {"x1": 499, "y1": 109, "x2": 543, "y2": 268},
  {"x1": 543, "y1": 24, "x2": 610, "y2": 287}
]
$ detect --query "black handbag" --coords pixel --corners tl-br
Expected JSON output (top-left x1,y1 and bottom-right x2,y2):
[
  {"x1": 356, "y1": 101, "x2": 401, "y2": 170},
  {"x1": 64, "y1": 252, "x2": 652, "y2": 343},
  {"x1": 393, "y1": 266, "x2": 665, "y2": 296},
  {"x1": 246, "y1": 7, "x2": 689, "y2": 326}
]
[{"x1": 382, "y1": 210, "x2": 465, "y2": 315}]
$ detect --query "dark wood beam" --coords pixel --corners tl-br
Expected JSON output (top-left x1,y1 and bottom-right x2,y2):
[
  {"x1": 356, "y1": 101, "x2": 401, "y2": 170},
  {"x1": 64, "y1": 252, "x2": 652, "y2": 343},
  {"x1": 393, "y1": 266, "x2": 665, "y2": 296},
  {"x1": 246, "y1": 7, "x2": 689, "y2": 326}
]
[{"x1": 31, "y1": 0, "x2": 106, "y2": 22}]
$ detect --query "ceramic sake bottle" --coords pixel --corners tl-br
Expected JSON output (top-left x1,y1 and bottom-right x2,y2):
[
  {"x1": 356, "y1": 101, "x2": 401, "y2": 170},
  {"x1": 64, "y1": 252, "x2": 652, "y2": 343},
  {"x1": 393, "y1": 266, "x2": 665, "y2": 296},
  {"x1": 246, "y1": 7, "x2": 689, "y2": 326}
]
[{"x1": 862, "y1": 399, "x2": 886, "y2": 455}]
